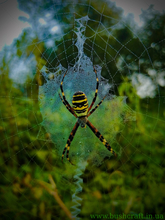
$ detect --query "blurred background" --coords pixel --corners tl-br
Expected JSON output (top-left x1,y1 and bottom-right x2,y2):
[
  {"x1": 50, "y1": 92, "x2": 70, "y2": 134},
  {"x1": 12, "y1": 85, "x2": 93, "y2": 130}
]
[{"x1": 0, "y1": 0, "x2": 165, "y2": 219}]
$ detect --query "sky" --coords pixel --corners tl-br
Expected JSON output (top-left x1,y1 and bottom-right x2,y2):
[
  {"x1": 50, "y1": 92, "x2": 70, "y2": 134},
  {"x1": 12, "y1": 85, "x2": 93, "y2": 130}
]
[
  {"x1": 0, "y1": 0, "x2": 30, "y2": 51},
  {"x1": 0, "y1": 0, "x2": 165, "y2": 51},
  {"x1": 113, "y1": 0, "x2": 165, "y2": 24}
]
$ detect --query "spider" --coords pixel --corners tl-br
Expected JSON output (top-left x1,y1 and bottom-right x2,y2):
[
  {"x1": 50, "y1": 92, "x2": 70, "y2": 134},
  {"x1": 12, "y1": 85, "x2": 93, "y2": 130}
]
[{"x1": 59, "y1": 66, "x2": 117, "y2": 165}]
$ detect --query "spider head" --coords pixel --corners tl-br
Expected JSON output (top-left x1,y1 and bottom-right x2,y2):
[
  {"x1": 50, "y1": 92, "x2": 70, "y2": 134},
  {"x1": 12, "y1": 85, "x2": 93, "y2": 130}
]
[{"x1": 72, "y1": 91, "x2": 88, "y2": 117}]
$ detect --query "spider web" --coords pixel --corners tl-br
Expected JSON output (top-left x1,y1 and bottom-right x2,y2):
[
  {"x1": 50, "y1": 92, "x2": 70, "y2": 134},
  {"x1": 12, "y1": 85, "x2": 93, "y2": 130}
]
[
  {"x1": 0, "y1": 0, "x2": 165, "y2": 219},
  {"x1": 38, "y1": 15, "x2": 136, "y2": 166}
]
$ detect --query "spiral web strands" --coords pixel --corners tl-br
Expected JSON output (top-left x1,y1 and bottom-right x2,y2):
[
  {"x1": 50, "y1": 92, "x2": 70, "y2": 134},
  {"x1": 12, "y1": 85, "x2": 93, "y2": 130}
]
[
  {"x1": 38, "y1": 12, "x2": 137, "y2": 219},
  {"x1": 39, "y1": 14, "x2": 136, "y2": 166},
  {"x1": 39, "y1": 16, "x2": 136, "y2": 219}
]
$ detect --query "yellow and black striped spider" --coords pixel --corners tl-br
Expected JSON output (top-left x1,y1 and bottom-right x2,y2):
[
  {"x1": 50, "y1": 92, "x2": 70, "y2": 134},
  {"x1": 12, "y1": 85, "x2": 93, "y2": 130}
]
[{"x1": 59, "y1": 66, "x2": 117, "y2": 165}]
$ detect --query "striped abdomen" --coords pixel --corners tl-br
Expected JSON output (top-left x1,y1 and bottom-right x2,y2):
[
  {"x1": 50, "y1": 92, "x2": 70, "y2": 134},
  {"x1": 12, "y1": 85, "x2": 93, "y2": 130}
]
[{"x1": 72, "y1": 91, "x2": 88, "y2": 117}]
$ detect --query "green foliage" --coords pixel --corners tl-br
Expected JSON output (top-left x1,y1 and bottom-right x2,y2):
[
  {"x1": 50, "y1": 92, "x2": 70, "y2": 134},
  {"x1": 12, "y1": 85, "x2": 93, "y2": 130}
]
[{"x1": 0, "y1": 1, "x2": 165, "y2": 219}]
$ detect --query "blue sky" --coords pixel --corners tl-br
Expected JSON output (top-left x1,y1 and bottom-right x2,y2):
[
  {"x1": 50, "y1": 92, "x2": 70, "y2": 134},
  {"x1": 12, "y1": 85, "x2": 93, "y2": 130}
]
[{"x1": 0, "y1": 0, "x2": 165, "y2": 51}]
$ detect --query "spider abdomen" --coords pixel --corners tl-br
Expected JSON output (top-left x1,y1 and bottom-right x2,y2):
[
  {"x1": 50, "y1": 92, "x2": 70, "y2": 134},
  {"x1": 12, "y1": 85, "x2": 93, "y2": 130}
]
[{"x1": 72, "y1": 91, "x2": 88, "y2": 117}]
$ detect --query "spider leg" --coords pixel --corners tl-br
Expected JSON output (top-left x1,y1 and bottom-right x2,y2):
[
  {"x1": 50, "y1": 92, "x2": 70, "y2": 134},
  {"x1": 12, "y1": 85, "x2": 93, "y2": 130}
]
[
  {"x1": 88, "y1": 66, "x2": 99, "y2": 113},
  {"x1": 86, "y1": 119, "x2": 117, "y2": 157},
  {"x1": 59, "y1": 94, "x2": 77, "y2": 118},
  {"x1": 60, "y1": 71, "x2": 75, "y2": 112},
  {"x1": 62, "y1": 121, "x2": 79, "y2": 165},
  {"x1": 87, "y1": 95, "x2": 106, "y2": 117}
]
